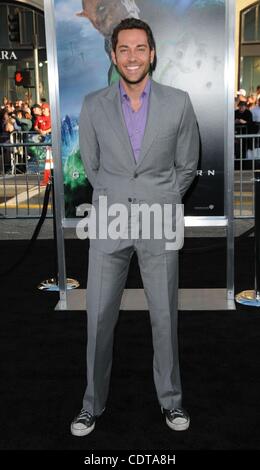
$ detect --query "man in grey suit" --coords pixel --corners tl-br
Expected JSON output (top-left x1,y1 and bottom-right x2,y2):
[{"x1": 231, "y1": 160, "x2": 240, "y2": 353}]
[{"x1": 71, "y1": 17, "x2": 199, "y2": 437}]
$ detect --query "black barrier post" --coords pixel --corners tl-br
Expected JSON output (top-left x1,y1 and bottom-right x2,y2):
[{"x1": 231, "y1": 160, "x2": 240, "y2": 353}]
[
  {"x1": 51, "y1": 167, "x2": 59, "y2": 283},
  {"x1": 37, "y1": 152, "x2": 60, "y2": 290},
  {"x1": 254, "y1": 168, "x2": 260, "y2": 301},
  {"x1": 236, "y1": 162, "x2": 260, "y2": 306},
  {"x1": 38, "y1": 148, "x2": 79, "y2": 292}
]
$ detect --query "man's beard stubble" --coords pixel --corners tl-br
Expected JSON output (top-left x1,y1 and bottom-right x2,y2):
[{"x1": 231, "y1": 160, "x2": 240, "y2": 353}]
[{"x1": 114, "y1": 63, "x2": 152, "y2": 85}]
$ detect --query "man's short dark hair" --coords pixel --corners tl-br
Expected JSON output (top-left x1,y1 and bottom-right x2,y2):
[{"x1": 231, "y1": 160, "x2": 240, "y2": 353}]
[{"x1": 111, "y1": 18, "x2": 157, "y2": 72}]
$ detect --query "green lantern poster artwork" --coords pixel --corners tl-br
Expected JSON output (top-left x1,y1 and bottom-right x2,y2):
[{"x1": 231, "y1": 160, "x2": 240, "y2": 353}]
[{"x1": 54, "y1": 0, "x2": 225, "y2": 217}]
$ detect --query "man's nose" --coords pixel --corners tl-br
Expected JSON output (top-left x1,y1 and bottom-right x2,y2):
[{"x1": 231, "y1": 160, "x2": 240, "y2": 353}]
[{"x1": 127, "y1": 51, "x2": 137, "y2": 61}]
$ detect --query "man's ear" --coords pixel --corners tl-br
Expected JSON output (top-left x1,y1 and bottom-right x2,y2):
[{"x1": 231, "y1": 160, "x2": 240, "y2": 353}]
[
  {"x1": 150, "y1": 48, "x2": 155, "y2": 64},
  {"x1": 111, "y1": 50, "x2": 117, "y2": 66}
]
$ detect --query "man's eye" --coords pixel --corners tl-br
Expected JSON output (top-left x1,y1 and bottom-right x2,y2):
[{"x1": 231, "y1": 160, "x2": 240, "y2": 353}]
[{"x1": 98, "y1": 5, "x2": 105, "y2": 12}]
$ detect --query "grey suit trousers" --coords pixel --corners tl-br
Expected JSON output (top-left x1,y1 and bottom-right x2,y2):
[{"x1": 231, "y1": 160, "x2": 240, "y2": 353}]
[{"x1": 83, "y1": 241, "x2": 182, "y2": 415}]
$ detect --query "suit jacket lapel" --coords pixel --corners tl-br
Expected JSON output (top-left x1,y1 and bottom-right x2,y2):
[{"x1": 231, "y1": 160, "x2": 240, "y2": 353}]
[
  {"x1": 136, "y1": 80, "x2": 161, "y2": 169},
  {"x1": 101, "y1": 82, "x2": 135, "y2": 169}
]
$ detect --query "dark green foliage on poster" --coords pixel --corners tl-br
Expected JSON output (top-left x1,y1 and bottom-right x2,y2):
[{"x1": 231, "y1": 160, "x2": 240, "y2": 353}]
[{"x1": 63, "y1": 149, "x2": 93, "y2": 217}]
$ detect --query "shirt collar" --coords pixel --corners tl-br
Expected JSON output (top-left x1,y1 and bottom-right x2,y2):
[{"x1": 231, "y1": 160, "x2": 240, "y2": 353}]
[{"x1": 119, "y1": 79, "x2": 151, "y2": 102}]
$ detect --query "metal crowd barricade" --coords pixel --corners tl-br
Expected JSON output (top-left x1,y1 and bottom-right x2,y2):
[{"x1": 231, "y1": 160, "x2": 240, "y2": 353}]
[
  {"x1": 234, "y1": 122, "x2": 260, "y2": 219},
  {"x1": 0, "y1": 131, "x2": 53, "y2": 218}
]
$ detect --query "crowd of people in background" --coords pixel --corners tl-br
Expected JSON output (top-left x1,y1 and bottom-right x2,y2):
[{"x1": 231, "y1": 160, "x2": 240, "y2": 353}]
[
  {"x1": 0, "y1": 97, "x2": 52, "y2": 174},
  {"x1": 0, "y1": 97, "x2": 51, "y2": 142},
  {"x1": 235, "y1": 85, "x2": 260, "y2": 133},
  {"x1": 234, "y1": 85, "x2": 260, "y2": 161}
]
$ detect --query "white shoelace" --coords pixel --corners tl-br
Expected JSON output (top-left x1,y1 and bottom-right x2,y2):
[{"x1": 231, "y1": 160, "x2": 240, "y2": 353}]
[{"x1": 78, "y1": 409, "x2": 93, "y2": 421}]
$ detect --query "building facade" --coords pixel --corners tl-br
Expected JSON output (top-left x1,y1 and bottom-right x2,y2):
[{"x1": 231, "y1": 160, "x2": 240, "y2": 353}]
[{"x1": 0, "y1": 0, "x2": 47, "y2": 104}]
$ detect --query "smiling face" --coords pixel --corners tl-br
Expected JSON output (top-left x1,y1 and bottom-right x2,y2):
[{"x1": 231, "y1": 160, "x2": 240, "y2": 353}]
[{"x1": 111, "y1": 28, "x2": 154, "y2": 85}]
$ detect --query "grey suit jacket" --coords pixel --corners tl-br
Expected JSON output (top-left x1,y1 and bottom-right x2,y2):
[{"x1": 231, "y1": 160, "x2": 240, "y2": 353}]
[{"x1": 79, "y1": 79, "x2": 199, "y2": 254}]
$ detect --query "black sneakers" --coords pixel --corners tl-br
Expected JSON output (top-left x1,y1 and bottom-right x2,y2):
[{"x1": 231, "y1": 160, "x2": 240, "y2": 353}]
[
  {"x1": 162, "y1": 407, "x2": 190, "y2": 431},
  {"x1": 70, "y1": 406, "x2": 190, "y2": 436},
  {"x1": 70, "y1": 408, "x2": 96, "y2": 437}
]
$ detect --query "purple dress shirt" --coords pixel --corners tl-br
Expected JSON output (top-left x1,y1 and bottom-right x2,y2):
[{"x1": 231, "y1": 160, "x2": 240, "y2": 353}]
[{"x1": 120, "y1": 79, "x2": 151, "y2": 163}]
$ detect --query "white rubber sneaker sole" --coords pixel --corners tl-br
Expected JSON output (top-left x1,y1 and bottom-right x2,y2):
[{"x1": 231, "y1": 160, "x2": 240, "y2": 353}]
[
  {"x1": 70, "y1": 422, "x2": 95, "y2": 437},
  {"x1": 165, "y1": 416, "x2": 190, "y2": 431}
]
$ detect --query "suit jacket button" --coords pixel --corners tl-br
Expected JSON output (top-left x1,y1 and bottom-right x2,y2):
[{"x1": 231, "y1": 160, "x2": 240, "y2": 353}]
[{"x1": 134, "y1": 173, "x2": 138, "y2": 178}]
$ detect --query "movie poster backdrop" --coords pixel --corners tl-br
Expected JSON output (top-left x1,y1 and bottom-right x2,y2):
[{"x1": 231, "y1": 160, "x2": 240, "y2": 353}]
[{"x1": 53, "y1": 0, "x2": 225, "y2": 217}]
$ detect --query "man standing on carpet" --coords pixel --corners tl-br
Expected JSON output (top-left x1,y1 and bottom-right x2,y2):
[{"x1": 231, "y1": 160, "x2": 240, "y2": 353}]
[{"x1": 71, "y1": 18, "x2": 199, "y2": 436}]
